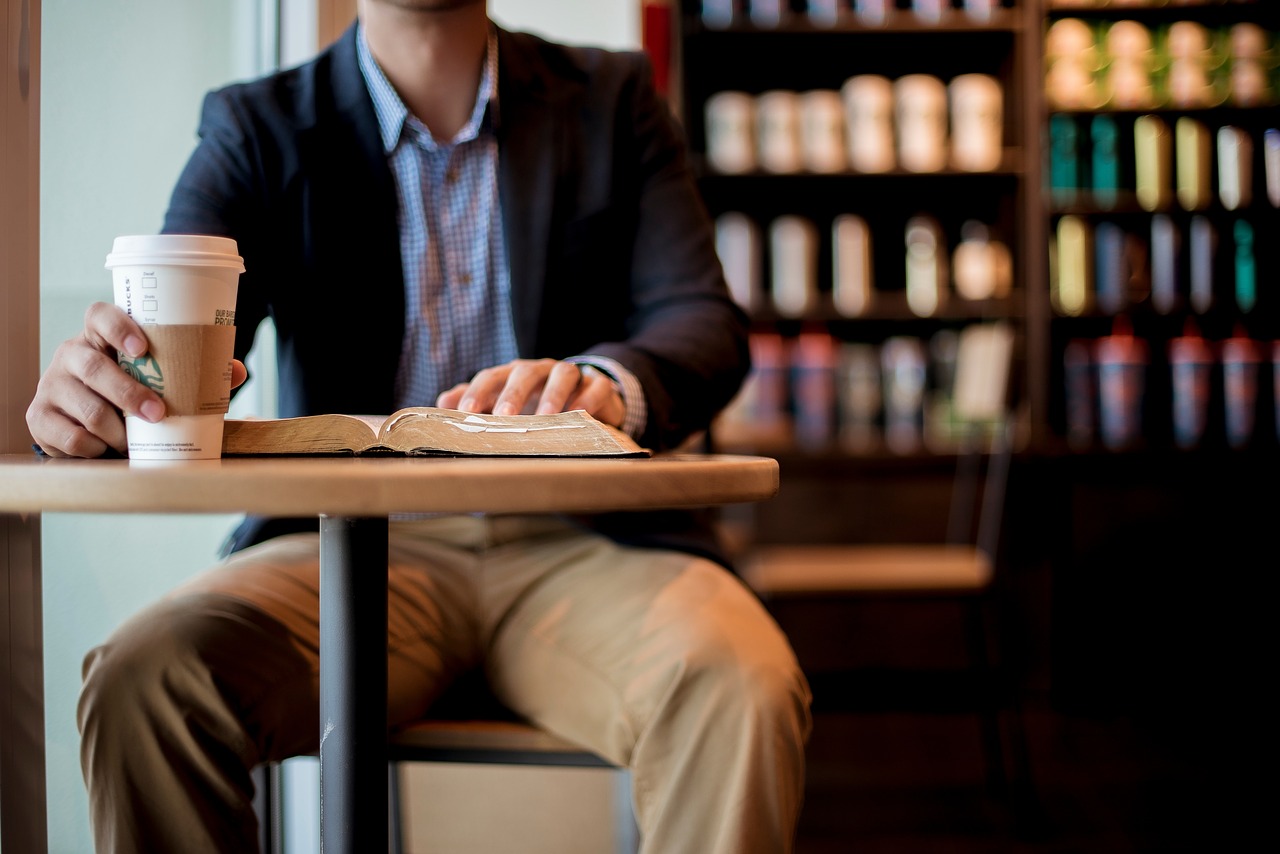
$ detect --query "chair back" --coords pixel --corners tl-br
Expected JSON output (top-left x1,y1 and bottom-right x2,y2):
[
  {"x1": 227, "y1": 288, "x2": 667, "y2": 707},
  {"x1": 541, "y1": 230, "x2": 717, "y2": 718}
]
[{"x1": 945, "y1": 322, "x2": 1015, "y2": 562}]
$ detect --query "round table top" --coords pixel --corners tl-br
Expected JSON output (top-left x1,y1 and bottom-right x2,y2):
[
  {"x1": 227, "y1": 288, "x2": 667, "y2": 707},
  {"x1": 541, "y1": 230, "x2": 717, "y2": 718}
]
[{"x1": 0, "y1": 452, "x2": 779, "y2": 517}]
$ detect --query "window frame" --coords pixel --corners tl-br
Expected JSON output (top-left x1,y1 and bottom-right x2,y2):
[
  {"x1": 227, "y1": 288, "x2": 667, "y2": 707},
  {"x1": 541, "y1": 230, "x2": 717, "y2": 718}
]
[{"x1": 1, "y1": 0, "x2": 46, "y2": 850}]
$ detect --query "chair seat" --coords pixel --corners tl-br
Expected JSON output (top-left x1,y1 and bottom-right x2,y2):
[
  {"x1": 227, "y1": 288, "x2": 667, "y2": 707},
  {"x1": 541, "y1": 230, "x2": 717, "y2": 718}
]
[
  {"x1": 741, "y1": 544, "x2": 994, "y2": 595},
  {"x1": 389, "y1": 719, "x2": 618, "y2": 768}
]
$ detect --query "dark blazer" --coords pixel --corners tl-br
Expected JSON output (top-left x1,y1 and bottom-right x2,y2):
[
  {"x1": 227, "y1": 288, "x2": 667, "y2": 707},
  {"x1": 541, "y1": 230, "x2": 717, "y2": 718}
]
[{"x1": 161, "y1": 23, "x2": 750, "y2": 562}]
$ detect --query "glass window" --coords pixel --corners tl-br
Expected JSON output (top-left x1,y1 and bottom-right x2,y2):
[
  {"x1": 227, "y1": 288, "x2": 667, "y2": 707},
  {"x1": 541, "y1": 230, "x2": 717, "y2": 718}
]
[{"x1": 38, "y1": 3, "x2": 280, "y2": 849}]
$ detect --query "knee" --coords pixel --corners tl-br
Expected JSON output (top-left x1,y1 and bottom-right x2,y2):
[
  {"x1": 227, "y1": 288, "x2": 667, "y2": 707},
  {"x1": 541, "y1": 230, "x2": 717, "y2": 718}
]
[
  {"x1": 674, "y1": 620, "x2": 813, "y2": 746},
  {"x1": 78, "y1": 598, "x2": 212, "y2": 739},
  {"x1": 79, "y1": 592, "x2": 314, "y2": 764}
]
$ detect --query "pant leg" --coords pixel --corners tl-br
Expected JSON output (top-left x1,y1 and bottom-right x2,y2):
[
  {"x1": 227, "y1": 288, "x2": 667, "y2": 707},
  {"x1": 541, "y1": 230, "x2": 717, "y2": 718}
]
[
  {"x1": 475, "y1": 528, "x2": 813, "y2": 854},
  {"x1": 77, "y1": 529, "x2": 483, "y2": 854}
]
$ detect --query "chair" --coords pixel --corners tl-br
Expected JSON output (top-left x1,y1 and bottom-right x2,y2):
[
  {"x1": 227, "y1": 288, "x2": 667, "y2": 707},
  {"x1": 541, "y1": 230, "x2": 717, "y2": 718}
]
[
  {"x1": 255, "y1": 678, "x2": 639, "y2": 854},
  {"x1": 736, "y1": 324, "x2": 1032, "y2": 809},
  {"x1": 386, "y1": 718, "x2": 638, "y2": 854}
]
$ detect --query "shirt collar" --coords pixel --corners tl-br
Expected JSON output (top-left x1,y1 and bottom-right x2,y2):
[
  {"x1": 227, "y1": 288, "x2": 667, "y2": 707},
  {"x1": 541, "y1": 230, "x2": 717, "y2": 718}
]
[{"x1": 357, "y1": 23, "x2": 499, "y2": 153}]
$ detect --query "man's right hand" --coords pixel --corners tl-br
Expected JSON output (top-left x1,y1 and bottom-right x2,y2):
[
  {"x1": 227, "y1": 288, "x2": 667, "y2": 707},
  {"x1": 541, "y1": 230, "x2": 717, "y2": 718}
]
[{"x1": 26, "y1": 302, "x2": 166, "y2": 458}]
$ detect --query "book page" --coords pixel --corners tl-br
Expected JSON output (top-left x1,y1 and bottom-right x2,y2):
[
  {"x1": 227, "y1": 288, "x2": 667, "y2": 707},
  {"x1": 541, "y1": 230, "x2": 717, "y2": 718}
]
[
  {"x1": 222, "y1": 408, "x2": 649, "y2": 457},
  {"x1": 381, "y1": 408, "x2": 648, "y2": 457},
  {"x1": 222, "y1": 413, "x2": 385, "y2": 455}
]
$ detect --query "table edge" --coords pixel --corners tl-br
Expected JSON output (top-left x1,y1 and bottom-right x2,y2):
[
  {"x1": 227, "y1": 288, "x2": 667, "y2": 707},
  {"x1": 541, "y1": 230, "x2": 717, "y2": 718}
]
[{"x1": 0, "y1": 453, "x2": 780, "y2": 516}]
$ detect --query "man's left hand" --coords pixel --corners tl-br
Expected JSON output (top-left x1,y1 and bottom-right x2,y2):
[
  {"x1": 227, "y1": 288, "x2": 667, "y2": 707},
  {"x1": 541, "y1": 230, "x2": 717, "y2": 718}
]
[{"x1": 435, "y1": 358, "x2": 626, "y2": 428}]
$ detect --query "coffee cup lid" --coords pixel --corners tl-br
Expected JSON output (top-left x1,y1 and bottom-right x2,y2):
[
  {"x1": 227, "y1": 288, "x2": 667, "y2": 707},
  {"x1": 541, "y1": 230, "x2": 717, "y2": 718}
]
[
  {"x1": 1221, "y1": 337, "x2": 1261, "y2": 362},
  {"x1": 1169, "y1": 336, "x2": 1211, "y2": 362},
  {"x1": 105, "y1": 234, "x2": 245, "y2": 273},
  {"x1": 1096, "y1": 334, "x2": 1148, "y2": 363}
]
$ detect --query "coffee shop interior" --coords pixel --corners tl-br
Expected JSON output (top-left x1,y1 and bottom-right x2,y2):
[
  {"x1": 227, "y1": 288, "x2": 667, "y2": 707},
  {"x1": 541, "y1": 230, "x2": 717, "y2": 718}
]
[{"x1": 3, "y1": 0, "x2": 1275, "y2": 852}]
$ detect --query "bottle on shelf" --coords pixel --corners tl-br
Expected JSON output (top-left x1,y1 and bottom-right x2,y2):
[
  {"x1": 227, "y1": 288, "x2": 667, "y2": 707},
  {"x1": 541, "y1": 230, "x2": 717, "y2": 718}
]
[
  {"x1": 1168, "y1": 320, "x2": 1212, "y2": 451},
  {"x1": 1221, "y1": 331, "x2": 1263, "y2": 450},
  {"x1": 832, "y1": 214, "x2": 874, "y2": 318},
  {"x1": 1095, "y1": 317, "x2": 1148, "y2": 452},
  {"x1": 770, "y1": 215, "x2": 819, "y2": 317},
  {"x1": 905, "y1": 215, "x2": 947, "y2": 318}
]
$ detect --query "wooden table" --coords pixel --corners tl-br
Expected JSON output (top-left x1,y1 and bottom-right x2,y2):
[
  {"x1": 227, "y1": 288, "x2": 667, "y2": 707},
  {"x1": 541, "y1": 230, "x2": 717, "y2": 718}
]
[{"x1": 0, "y1": 452, "x2": 778, "y2": 852}]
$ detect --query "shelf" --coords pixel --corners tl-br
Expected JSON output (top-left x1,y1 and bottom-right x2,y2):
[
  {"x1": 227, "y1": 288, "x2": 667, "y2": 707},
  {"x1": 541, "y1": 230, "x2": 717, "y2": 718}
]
[
  {"x1": 748, "y1": 294, "x2": 1025, "y2": 326},
  {"x1": 1049, "y1": 198, "x2": 1280, "y2": 216},
  {"x1": 712, "y1": 430, "x2": 1017, "y2": 470},
  {"x1": 674, "y1": 2, "x2": 1280, "y2": 467},
  {"x1": 678, "y1": 20, "x2": 1019, "y2": 95},
  {"x1": 696, "y1": 161, "x2": 1025, "y2": 181},
  {"x1": 713, "y1": 441, "x2": 983, "y2": 470},
  {"x1": 1045, "y1": 1, "x2": 1278, "y2": 26},
  {"x1": 1048, "y1": 106, "x2": 1280, "y2": 120},
  {"x1": 677, "y1": 1, "x2": 1042, "y2": 454},
  {"x1": 685, "y1": 10, "x2": 1025, "y2": 36}
]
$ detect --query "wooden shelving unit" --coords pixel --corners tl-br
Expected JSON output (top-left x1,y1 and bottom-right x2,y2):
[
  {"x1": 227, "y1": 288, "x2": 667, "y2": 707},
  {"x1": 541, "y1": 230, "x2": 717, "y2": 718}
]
[
  {"x1": 675, "y1": 0, "x2": 1049, "y2": 460},
  {"x1": 1042, "y1": 0, "x2": 1280, "y2": 452},
  {"x1": 675, "y1": 0, "x2": 1279, "y2": 458}
]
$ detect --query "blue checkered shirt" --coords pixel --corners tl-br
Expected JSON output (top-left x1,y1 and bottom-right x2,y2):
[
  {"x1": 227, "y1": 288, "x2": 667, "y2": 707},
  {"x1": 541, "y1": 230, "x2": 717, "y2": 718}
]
[{"x1": 357, "y1": 26, "x2": 646, "y2": 437}]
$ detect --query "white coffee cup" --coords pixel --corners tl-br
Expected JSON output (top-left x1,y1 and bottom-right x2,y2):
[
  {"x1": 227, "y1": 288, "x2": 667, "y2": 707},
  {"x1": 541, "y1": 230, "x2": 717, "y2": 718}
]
[
  {"x1": 832, "y1": 214, "x2": 874, "y2": 317},
  {"x1": 756, "y1": 90, "x2": 804, "y2": 174},
  {"x1": 705, "y1": 91, "x2": 757, "y2": 174},
  {"x1": 842, "y1": 74, "x2": 896, "y2": 173},
  {"x1": 799, "y1": 90, "x2": 848, "y2": 173},
  {"x1": 854, "y1": 0, "x2": 891, "y2": 27},
  {"x1": 701, "y1": 0, "x2": 736, "y2": 29},
  {"x1": 769, "y1": 216, "x2": 818, "y2": 317},
  {"x1": 106, "y1": 234, "x2": 244, "y2": 460},
  {"x1": 895, "y1": 74, "x2": 949, "y2": 173},
  {"x1": 949, "y1": 74, "x2": 1004, "y2": 172},
  {"x1": 911, "y1": 0, "x2": 945, "y2": 25},
  {"x1": 748, "y1": 0, "x2": 785, "y2": 29},
  {"x1": 716, "y1": 212, "x2": 762, "y2": 313},
  {"x1": 807, "y1": 0, "x2": 841, "y2": 28},
  {"x1": 963, "y1": 0, "x2": 998, "y2": 23}
]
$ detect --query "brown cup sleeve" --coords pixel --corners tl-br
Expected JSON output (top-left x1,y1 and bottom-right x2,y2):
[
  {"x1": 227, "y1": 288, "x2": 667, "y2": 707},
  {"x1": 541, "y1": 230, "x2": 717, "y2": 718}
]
[{"x1": 117, "y1": 324, "x2": 237, "y2": 416}]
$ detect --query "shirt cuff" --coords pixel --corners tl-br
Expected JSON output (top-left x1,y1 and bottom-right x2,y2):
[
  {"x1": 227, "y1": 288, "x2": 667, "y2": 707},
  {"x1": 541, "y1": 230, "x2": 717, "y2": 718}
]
[{"x1": 566, "y1": 355, "x2": 647, "y2": 440}]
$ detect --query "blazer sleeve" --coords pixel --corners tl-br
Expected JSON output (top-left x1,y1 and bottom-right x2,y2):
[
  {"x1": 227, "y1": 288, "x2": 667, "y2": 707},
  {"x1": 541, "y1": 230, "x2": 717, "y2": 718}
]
[{"x1": 160, "y1": 87, "x2": 283, "y2": 385}]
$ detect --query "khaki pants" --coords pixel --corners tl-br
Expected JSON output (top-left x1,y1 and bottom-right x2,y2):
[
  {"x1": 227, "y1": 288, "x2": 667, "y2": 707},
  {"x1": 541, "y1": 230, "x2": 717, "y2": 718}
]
[{"x1": 78, "y1": 515, "x2": 812, "y2": 853}]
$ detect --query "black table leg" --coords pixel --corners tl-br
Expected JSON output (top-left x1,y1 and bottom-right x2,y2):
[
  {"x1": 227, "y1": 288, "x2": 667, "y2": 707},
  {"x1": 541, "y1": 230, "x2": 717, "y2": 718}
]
[{"x1": 319, "y1": 516, "x2": 389, "y2": 854}]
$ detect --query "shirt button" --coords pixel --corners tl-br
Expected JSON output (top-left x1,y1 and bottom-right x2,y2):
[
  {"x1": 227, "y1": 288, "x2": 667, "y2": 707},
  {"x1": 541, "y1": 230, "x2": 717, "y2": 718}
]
[
  {"x1": 446, "y1": 167, "x2": 459, "y2": 184},
  {"x1": 459, "y1": 274, "x2": 472, "y2": 285}
]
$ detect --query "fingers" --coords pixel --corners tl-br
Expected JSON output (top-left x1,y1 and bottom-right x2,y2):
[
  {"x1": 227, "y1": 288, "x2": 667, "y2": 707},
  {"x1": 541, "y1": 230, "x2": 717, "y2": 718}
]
[
  {"x1": 25, "y1": 303, "x2": 165, "y2": 458},
  {"x1": 83, "y1": 301, "x2": 149, "y2": 361},
  {"x1": 562, "y1": 366, "x2": 627, "y2": 427},
  {"x1": 453, "y1": 358, "x2": 563, "y2": 414},
  {"x1": 25, "y1": 400, "x2": 115, "y2": 458},
  {"x1": 433, "y1": 359, "x2": 625, "y2": 428},
  {"x1": 27, "y1": 343, "x2": 135, "y2": 457},
  {"x1": 434, "y1": 382, "x2": 469, "y2": 410},
  {"x1": 530, "y1": 361, "x2": 588, "y2": 417},
  {"x1": 80, "y1": 304, "x2": 165, "y2": 420},
  {"x1": 230, "y1": 359, "x2": 248, "y2": 390}
]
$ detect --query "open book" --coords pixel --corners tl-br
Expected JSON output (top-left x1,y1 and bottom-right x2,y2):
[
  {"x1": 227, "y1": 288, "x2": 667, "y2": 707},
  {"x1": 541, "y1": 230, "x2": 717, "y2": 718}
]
[{"x1": 221, "y1": 407, "x2": 650, "y2": 458}]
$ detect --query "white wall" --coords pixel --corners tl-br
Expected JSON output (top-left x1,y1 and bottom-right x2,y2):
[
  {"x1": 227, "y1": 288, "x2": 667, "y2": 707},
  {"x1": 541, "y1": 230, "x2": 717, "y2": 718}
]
[{"x1": 491, "y1": 0, "x2": 639, "y2": 50}]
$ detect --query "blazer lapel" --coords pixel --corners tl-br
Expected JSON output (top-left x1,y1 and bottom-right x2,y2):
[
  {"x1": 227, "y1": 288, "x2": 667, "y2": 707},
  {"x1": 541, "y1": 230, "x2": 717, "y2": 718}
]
[
  {"x1": 496, "y1": 29, "x2": 559, "y2": 356},
  {"x1": 326, "y1": 24, "x2": 396, "y2": 203},
  {"x1": 302, "y1": 24, "x2": 405, "y2": 409}
]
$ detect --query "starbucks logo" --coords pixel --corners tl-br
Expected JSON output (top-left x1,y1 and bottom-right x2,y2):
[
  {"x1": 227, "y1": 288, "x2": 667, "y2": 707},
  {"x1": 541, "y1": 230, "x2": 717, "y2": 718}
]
[{"x1": 118, "y1": 353, "x2": 165, "y2": 396}]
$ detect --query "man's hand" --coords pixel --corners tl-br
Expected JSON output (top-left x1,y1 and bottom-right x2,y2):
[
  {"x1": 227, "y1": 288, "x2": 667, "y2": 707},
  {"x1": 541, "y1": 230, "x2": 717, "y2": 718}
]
[
  {"x1": 25, "y1": 302, "x2": 248, "y2": 458},
  {"x1": 435, "y1": 358, "x2": 626, "y2": 428}
]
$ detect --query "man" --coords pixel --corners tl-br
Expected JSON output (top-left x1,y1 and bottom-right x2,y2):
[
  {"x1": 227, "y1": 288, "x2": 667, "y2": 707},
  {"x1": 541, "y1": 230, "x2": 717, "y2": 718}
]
[{"x1": 26, "y1": 1, "x2": 812, "y2": 852}]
